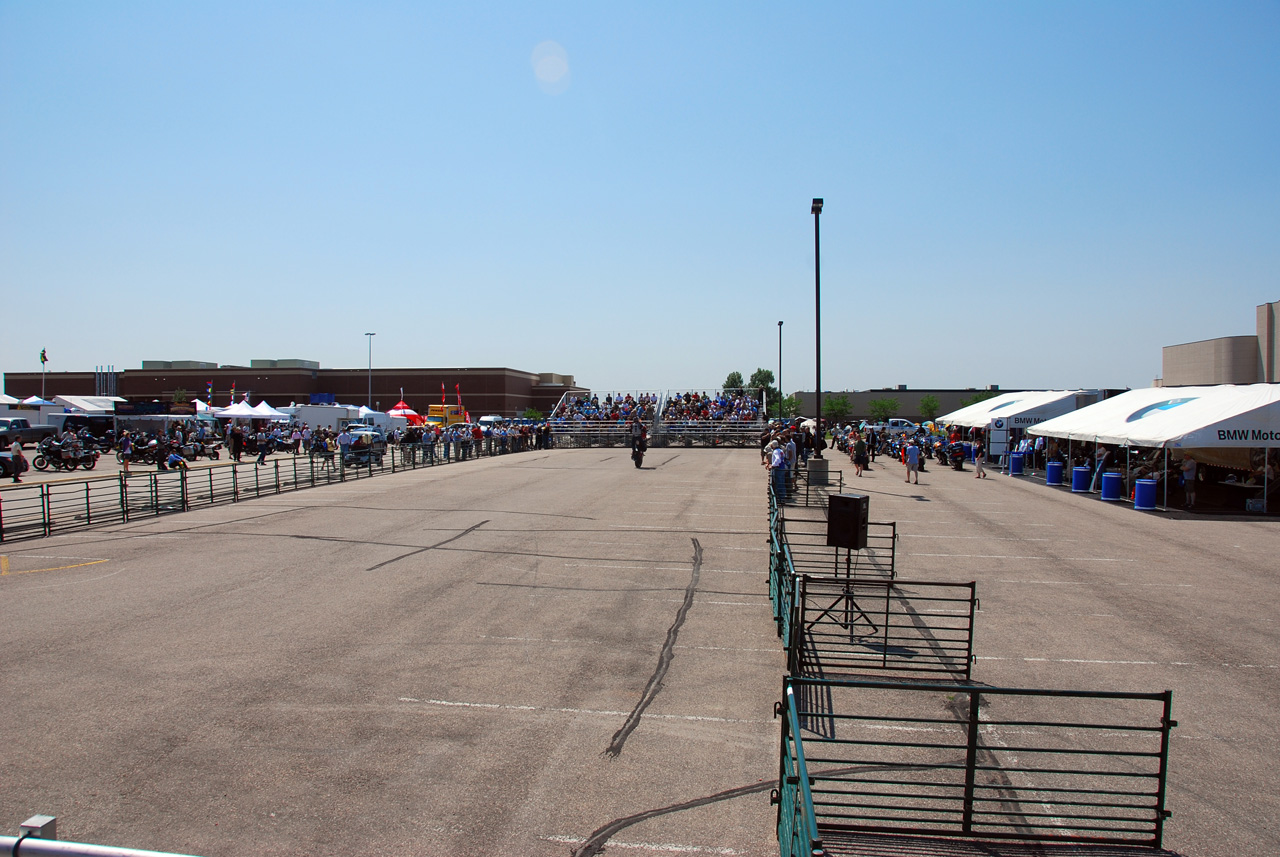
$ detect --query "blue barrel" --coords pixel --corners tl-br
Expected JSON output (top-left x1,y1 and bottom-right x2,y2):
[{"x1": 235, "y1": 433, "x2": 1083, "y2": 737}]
[
  {"x1": 1071, "y1": 466, "x2": 1092, "y2": 493},
  {"x1": 1046, "y1": 460, "x2": 1064, "y2": 486},
  {"x1": 1100, "y1": 471, "x2": 1123, "y2": 501},
  {"x1": 963, "y1": 442, "x2": 973, "y2": 461},
  {"x1": 1008, "y1": 452, "x2": 1024, "y2": 475},
  {"x1": 1134, "y1": 478, "x2": 1158, "y2": 511}
]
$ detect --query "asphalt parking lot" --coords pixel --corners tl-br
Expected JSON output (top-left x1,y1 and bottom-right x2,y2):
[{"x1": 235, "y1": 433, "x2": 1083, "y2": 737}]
[{"x1": 1, "y1": 448, "x2": 1277, "y2": 856}]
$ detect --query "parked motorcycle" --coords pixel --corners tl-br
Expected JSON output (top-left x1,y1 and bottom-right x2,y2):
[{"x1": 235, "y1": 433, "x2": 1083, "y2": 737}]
[{"x1": 200, "y1": 440, "x2": 223, "y2": 460}]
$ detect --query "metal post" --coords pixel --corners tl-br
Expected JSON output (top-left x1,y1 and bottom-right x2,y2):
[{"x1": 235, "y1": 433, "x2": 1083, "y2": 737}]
[
  {"x1": 778, "y1": 320, "x2": 784, "y2": 419},
  {"x1": 365, "y1": 332, "x2": 376, "y2": 408},
  {"x1": 962, "y1": 690, "x2": 981, "y2": 833},
  {"x1": 85, "y1": 482, "x2": 91, "y2": 525},
  {"x1": 812, "y1": 198, "x2": 823, "y2": 456},
  {"x1": 119, "y1": 473, "x2": 128, "y2": 522},
  {"x1": 180, "y1": 467, "x2": 188, "y2": 511}
]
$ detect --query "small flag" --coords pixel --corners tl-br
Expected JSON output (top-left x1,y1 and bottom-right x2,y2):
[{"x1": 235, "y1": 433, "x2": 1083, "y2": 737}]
[
  {"x1": 207, "y1": 381, "x2": 214, "y2": 403},
  {"x1": 455, "y1": 384, "x2": 461, "y2": 407},
  {"x1": 40, "y1": 349, "x2": 47, "y2": 365},
  {"x1": 229, "y1": 382, "x2": 236, "y2": 406},
  {"x1": 441, "y1": 382, "x2": 446, "y2": 404}
]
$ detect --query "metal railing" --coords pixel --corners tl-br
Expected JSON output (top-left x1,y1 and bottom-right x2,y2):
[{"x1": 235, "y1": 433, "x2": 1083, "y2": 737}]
[
  {"x1": 776, "y1": 676, "x2": 1176, "y2": 850},
  {"x1": 787, "y1": 577, "x2": 978, "y2": 682},
  {"x1": 0, "y1": 440, "x2": 538, "y2": 544}
]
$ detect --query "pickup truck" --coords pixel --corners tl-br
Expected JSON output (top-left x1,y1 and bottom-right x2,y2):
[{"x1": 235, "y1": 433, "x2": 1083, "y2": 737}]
[
  {"x1": 862, "y1": 418, "x2": 920, "y2": 436},
  {"x1": 0, "y1": 417, "x2": 58, "y2": 448}
]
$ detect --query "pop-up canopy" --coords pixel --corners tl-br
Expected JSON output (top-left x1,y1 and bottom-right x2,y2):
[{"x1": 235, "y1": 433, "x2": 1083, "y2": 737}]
[
  {"x1": 215, "y1": 401, "x2": 259, "y2": 419},
  {"x1": 387, "y1": 400, "x2": 425, "y2": 426},
  {"x1": 251, "y1": 401, "x2": 291, "y2": 421}
]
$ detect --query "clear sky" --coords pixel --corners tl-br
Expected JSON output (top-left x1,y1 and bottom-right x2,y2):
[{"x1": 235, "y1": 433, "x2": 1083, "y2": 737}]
[{"x1": 2, "y1": 2, "x2": 1277, "y2": 396}]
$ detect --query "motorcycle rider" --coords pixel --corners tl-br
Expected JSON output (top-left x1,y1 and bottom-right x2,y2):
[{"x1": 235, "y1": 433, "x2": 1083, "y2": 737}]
[{"x1": 629, "y1": 418, "x2": 644, "y2": 453}]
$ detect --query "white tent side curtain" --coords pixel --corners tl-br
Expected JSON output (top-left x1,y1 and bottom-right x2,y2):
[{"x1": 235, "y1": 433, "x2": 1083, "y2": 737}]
[{"x1": 1028, "y1": 385, "x2": 1280, "y2": 448}]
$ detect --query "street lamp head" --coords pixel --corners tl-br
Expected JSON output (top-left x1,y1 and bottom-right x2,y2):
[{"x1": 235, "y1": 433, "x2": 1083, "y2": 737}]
[
  {"x1": 365, "y1": 332, "x2": 376, "y2": 336},
  {"x1": 778, "y1": 320, "x2": 783, "y2": 327},
  {"x1": 811, "y1": 198, "x2": 823, "y2": 215}
]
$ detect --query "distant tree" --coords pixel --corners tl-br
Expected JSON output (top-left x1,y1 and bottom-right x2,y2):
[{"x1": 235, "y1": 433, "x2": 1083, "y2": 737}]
[
  {"x1": 522, "y1": 408, "x2": 544, "y2": 420},
  {"x1": 959, "y1": 390, "x2": 999, "y2": 408},
  {"x1": 918, "y1": 394, "x2": 941, "y2": 422},
  {"x1": 868, "y1": 397, "x2": 901, "y2": 424},
  {"x1": 747, "y1": 368, "x2": 777, "y2": 412},
  {"x1": 172, "y1": 387, "x2": 190, "y2": 404},
  {"x1": 722, "y1": 371, "x2": 744, "y2": 392},
  {"x1": 823, "y1": 394, "x2": 853, "y2": 425},
  {"x1": 779, "y1": 395, "x2": 803, "y2": 419}
]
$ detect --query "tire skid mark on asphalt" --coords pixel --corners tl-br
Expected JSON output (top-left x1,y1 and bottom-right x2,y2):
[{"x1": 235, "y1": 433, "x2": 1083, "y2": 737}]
[
  {"x1": 605, "y1": 538, "x2": 702, "y2": 759},
  {"x1": 479, "y1": 635, "x2": 779, "y2": 653},
  {"x1": 365, "y1": 520, "x2": 489, "y2": 571},
  {"x1": 545, "y1": 833, "x2": 742, "y2": 854},
  {"x1": 977, "y1": 656, "x2": 1276, "y2": 669}
]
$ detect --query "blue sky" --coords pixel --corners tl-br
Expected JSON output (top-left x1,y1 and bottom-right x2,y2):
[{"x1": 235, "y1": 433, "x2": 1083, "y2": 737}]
[{"x1": 2, "y1": 2, "x2": 1277, "y2": 396}]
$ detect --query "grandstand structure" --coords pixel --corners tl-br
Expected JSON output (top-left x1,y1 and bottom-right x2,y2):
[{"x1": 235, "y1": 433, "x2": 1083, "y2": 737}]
[{"x1": 548, "y1": 388, "x2": 768, "y2": 447}]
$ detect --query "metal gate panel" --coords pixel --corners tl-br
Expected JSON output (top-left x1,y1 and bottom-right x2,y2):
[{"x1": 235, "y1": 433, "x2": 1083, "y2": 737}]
[
  {"x1": 790, "y1": 577, "x2": 977, "y2": 682},
  {"x1": 779, "y1": 677, "x2": 1175, "y2": 850}
]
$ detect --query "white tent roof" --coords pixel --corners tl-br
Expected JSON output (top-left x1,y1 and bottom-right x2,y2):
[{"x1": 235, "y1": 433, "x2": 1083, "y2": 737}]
[
  {"x1": 214, "y1": 401, "x2": 259, "y2": 418},
  {"x1": 0, "y1": 393, "x2": 18, "y2": 405},
  {"x1": 22, "y1": 395, "x2": 55, "y2": 406},
  {"x1": 938, "y1": 390, "x2": 1084, "y2": 429},
  {"x1": 54, "y1": 395, "x2": 125, "y2": 413},
  {"x1": 251, "y1": 401, "x2": 291, "y2": 420},
  {"x1": 1028, "y1": 385, "x2": 1280, "y2": 448}
]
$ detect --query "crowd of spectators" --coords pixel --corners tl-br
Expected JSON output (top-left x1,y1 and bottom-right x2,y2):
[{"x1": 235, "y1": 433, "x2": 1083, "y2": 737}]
[
  {"x1": 662, "y1": 390, "x2": 762, "y2": 423},
  {"x1": 552, "y1": 393, "x2": 657, "y2": 423}
]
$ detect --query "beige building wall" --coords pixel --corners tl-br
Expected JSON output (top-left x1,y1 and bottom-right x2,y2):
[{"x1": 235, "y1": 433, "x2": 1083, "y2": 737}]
[
  {"x1": 1161, "y1": 336, "x2": 1259, "y2": 386},
  {"x1": 1259, "y1": 300, "x2": 1278, "y2": 383}
]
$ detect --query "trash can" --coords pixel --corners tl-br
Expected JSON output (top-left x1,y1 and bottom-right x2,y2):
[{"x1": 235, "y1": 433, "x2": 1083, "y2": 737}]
[
  {"x1": 1100, "y1": 471, "x2": 1123, "y2": 501},
  {"x1": 1046, "y1": 460, "x2": 1064, "y2": 486},
  {"x1": 1009, "y1": 452, "x2": 1024, "y2": 475},
  {"x1": 963, "y1": 442, "x2": 973, "y2": 462},
  {"x1": 1071, "y1": 466, "x2": 1092, "y2": 493},
  {"x1": 1134, "y1": 478, "x2": 1158, "y2": 511}
]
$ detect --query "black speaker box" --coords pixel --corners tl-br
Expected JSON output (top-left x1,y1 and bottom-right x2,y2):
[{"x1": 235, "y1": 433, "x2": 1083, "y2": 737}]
[{"x1": 827, "y1": 493, "x2": 869, "y2": 550}]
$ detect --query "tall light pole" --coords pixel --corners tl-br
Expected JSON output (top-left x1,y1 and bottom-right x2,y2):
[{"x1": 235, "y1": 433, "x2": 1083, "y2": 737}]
[
  {"x1": 777, "y1": 320, "x2": 784, "y2": 419},
  {"x1": 811, "y1": 198, "x2": 823, "y2": 457},
  {"x1": 365, "y1": 332, "x2": 376, "y2": 408}
]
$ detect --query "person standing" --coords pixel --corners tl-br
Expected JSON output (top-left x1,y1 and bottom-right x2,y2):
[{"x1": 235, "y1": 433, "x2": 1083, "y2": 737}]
[
  {"x1": 9, "y1": 439, "x2": 25, "y2": 483},
  {"x1": 767, "y1": 440, "x2": 786, "y2": 501},
  {"x1": 119, "y1": 430, "x2": 132, "y2": 475},
  {"x1": 905, "y1": 440, "x2": 920, "y2": 485},
  {"x1": 1181, "y1": 454, "x2": 1197, "y2": 510},
  {"x1": 256, "y1": 427, "x2": 271, "y2": 465},
  {"x1": 853, "y1": 434, "x2": 867, "y2": 477},
  {"x1": 973, "y1": 439, "x2": 986, "y2": 479},
  {"x1": 337, "y1": 427, "x2": 353, "y2": 464}
]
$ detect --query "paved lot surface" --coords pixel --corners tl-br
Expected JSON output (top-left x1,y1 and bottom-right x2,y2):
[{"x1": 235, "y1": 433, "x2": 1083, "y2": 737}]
[{"x1": 2, "y1": 448, "x2": 1278, "y2": 856}]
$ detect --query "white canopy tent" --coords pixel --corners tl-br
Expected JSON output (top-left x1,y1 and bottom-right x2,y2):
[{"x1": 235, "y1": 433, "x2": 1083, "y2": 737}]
[
  {"x1": 214, "y1": 401, "x2": 259, "y2": 419},
  {"x1": 54, "y1": 395, "x2": 125, "y2": 414},
  {"x1": 251, "y1": 401, "x2": 291, "y2": 421},
  {"x1": 0, "y1": 393, "x2": 18, "y2": 406},
  {"x1": 1029, "y1": 385, "x2": 1280, "y2": 448},
  {"x1": 1030, "y1": 385, "x2": 1280, "y2": 512},
  {"x1": 938, "y1": 390, "x2": 1087, "y2": 429}
]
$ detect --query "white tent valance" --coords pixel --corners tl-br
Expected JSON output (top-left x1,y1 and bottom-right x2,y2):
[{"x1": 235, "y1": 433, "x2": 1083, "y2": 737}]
[
  {"x1": 1028, "y1": 385, "x2": 1280, "y2": 448},
  {"x1": 938, "y1": 390, "x2": 1086, "y2": 429}
]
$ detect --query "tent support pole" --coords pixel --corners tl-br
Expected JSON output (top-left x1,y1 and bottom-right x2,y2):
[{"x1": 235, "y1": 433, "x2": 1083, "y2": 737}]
[
  {"x1": 1265, "y1": 447, "x2": 1269, "y2": 515},
  {"x1": 1163, "y1": 446, "x2": 1168, "y2": 510}
]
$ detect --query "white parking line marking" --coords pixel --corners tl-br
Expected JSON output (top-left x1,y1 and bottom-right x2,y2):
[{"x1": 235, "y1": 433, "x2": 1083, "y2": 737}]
[
  {"x1": 397, "y1": 697, "x2": 770, "y2": 724},
  {"x1": 541, "y1": 835, "x2": 742, "y2": 854}
]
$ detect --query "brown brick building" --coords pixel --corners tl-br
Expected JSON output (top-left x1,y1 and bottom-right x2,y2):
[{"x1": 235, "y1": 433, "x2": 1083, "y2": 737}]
[{"x1": 3, "y1": 362, "x2": 584, "y2": 419}]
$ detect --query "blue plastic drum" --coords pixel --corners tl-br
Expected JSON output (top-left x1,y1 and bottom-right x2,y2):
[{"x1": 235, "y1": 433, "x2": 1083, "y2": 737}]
[
  {"x1": 1100, "y1": 471, "x2": 1123, "y2": 501},
  {"x1": 1046, "y1": 460, "x2": 1064, "y2": 486},
  {"x1": 1009, "y1": 452, "x2": 1024, "y2": 475},
  {"x1": 1134, "y1": 478, "x2": 1158, "y2": 511},
  {"x1": 1071, "y1": 466, "x2": 1092, "y2": 493},
  {"x1": 963, "y1": 442, "x2": 973, "y2": 462}
]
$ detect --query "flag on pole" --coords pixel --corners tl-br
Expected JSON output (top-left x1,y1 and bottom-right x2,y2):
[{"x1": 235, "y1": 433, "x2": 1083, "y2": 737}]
[
  {"x1": 455, "y1": 384, "x2": 461, "y2": 407},
  {"x1": 40, "y1": 349, "x2": 47, "y2": 365},
  {"x1": 207, "y1": 381, "x2": 214, "y2": 403},
  {"x1": 441, "y1": 382, "x2": 446, "y2": 404},
  {"x1": 229, "y1": 382, "x2": 236, "y2": 406}
]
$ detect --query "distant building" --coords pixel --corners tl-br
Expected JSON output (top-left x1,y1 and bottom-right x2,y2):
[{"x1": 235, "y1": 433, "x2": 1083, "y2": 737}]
[
  {"x1": 793, "y1": 386, "x2": 1011, "y2": 423},
  {"x1": 1158, "y1": 300, "x2": 1279, "y2": 386},
  {"x1": 3, "y1": 359, "x2": 584, "y2": 418}
]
